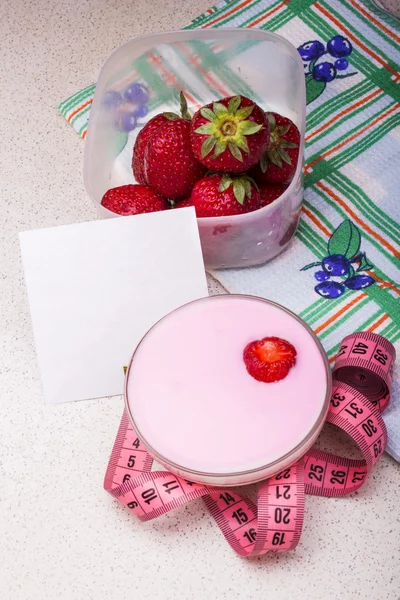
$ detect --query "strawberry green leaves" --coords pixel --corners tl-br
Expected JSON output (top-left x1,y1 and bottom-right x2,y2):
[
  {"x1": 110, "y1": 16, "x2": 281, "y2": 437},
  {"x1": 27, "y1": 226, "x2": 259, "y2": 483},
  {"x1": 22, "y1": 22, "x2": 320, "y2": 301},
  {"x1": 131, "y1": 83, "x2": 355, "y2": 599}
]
[
  {"x1": 263, "y1": 111, "x2": 299, "y2": 170},
  {"x1": 200, "y1": 107, "x2": 216, "y2": 122},
  {"x1": 267, "y1": 112, "x2": 276, "y2": 129},
  {"x1": 242, "y1": 178, "x2": 252, "y2": 199},
  {"x1": 218, "y1": 174, "x2": 257, "y2": 205},
  {"x1": 191, "y1": 95, "x2": 269, "y2": 174},
  {"x1": 269, "y1": 147, "x2": 291, "y2": 168},
  {"x1": 218, "y1": 175, "x2": 232, "y2": 192},
  {"x1": 194, "y1": 123, "x2": 214, "y2": 135},
  {"x1": 163, "y1": 112, "x2": 180, "y2": 120},
  {"x1": 240, "y1": 121, "x2": 263, "y2": 135},
  {"x1": 228, "y1": 96, "x2": 241, "y2": 113},
  {"x1": 201, "y1": 136, "x2": 217, "y2": 159},
  {"x1": 233, "y1": 179, "x2": 246, "y2": 204},
  {"x1": 260, "y1": 152, "x2": 268, "y2": 173},
  {"x1": 235, "y1": 136, "x2": 249, "y2": 153},
  {"x1": 213, "y1": 102, "x2": 228, "y2": 117},
  {"x1": 228, "y1": 142, "x2": 243, "y2": 162},
  {"x1": 195, "y1": 96, "x2": 264, "y2": 162},
  {"x1": 236, "y1": 106, "x2": 254, "y2": 119},
  {"x1": 281, "y1": 140, "x2": 299, "y2": 149},
  {"x1": 214, "y1": 139, "x2": 226, "y2": 158}
]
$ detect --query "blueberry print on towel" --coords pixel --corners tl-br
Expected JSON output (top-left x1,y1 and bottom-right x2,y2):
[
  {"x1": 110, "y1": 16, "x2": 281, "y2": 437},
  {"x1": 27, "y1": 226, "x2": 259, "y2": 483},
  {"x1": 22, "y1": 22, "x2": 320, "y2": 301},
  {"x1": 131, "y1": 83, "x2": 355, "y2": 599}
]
[
  {"x1": 301, "y1": 220, "x2": 376, "y2": 299},
  {"x1": 297, "y1": 36, "x2": 356, "y2": 104},
  {"x1": 103, "y1": 83, "x2": 150, "y2": 132}
]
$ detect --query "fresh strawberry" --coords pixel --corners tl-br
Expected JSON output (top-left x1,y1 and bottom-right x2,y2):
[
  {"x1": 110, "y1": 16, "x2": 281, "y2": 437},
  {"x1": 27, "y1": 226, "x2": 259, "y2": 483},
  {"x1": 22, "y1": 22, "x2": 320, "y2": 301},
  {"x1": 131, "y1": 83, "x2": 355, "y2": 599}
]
[
  {"x1": 190, "y1": 95, "x2": 269, "y2": 173},
  {"x1": 243, "y1": 337, "x2": 297, "y2": 383},
  {"x1": 253, "y1": 113, "x2": 300, "y2": 184},
  {"x1": 259, "y1": 183, "x2": 288, "y2": 207},
  {"x1": 279, "y1": 210, "x2": 302, "y2": 247},
  {"x1": 101, "y1": 184, "x2": 168, "y2": 216},
  {"x1": 132, "y1": 114, "x2": 167, "y2": 184},
  {"x1": 132, "y1": 93, "x2": 205, "y2": 197},
  {"x1": 175, "y1": 199, "x2": 193, "y2": 208},
  {"x1": 189, "y1": 174, "x2": 260, "y2": 218},
  {"x1": 144, "y1": 117, "x2": 206, "y2": 199}
]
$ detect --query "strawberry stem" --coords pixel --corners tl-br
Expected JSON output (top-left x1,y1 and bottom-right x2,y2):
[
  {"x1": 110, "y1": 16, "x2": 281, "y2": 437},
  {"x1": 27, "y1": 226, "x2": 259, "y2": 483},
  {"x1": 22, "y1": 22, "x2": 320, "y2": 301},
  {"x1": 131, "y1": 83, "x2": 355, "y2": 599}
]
[{"x1": 180, "y1": 91, "x2": 191, "y2": 120}]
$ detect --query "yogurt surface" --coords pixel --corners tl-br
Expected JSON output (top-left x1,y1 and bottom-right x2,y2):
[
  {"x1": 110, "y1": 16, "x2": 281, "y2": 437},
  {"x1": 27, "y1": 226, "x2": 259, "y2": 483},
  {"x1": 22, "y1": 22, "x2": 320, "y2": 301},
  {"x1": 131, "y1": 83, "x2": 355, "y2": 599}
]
[{"x1": 126, "y1": 295, "x2": 328, "y2": 474}]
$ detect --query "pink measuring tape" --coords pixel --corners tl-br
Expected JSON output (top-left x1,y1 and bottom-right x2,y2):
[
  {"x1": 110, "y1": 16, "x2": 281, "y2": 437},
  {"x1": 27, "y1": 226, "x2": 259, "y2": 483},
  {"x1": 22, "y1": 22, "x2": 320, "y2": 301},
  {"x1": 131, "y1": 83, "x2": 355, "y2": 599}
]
[{"x1": 104, "y1": 332, "x2": 395, "y2": 557}]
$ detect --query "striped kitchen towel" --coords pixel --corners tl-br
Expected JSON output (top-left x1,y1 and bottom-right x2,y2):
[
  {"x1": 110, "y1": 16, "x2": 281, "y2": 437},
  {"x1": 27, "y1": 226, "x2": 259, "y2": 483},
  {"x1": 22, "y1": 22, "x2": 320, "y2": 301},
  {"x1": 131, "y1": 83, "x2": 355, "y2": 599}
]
[{"x1": 59, "y1": 0, "x2": 400, "y2": 460}]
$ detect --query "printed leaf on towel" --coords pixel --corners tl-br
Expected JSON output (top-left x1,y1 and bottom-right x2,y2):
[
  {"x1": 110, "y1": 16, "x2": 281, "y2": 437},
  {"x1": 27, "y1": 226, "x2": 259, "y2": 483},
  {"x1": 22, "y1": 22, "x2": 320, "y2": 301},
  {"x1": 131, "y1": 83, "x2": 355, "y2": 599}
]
[
  {"x1": 328, "y1": 220, "x2": 361, "y2": 259},
  {"x1": 305, "y1": 75, "x2": 326, "y2": 105}
]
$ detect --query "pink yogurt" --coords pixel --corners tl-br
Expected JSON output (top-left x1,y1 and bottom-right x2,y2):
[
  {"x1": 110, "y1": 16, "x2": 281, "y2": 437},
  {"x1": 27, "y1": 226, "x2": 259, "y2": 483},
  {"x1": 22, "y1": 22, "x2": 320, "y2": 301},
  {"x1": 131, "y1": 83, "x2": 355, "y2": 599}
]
[{"x1": 126, "y1": 295, "x2": 331, "y2": 486}]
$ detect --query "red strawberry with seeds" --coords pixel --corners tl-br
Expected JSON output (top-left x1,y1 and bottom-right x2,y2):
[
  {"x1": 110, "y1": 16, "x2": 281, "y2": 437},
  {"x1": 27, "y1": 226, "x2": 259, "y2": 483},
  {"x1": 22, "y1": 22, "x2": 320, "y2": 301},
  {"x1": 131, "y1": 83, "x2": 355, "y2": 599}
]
[
  {"x1": 190, "y1": 95, "x2": 269, "y2": 173},
  {"x1": 101, "y1": 184, "x2": 168, "y2": 216},
  {"x1": 189, "y1": 174, "x2": 260, "y2": 218},
  {"x1": 175, "y1": 198, "x2": 193, "y2": 209},
  {"x1": 259, "y1": 183, "x2": 288, "y2": 207},
  {"x1": 132, "y1": 114, "x2": 167, "y2": 185},
  {"x1": 144, "y1": 117, "x2": 206, "y2": 200},
  {"x1": 253, "y1": 112, "x2": 300, "y2": 184},
  {"x1": 243, "y1": 337, "x2": 297, "y2": 383}
]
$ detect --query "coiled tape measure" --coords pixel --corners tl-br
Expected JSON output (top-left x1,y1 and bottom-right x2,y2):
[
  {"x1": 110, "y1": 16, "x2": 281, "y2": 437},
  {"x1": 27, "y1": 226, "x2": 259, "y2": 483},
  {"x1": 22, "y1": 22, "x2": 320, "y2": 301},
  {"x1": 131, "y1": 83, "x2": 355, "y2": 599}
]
[{"x1": 104, "y1": 332, "x2": 395, "y2": 557}]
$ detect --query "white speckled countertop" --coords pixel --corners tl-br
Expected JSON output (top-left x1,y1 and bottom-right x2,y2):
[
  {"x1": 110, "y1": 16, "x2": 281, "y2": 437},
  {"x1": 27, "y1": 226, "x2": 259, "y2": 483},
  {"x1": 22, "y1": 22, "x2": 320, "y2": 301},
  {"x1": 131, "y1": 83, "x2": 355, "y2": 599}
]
[{"x1": 1, "y1": 1, "x2": 399, "y2": 598}]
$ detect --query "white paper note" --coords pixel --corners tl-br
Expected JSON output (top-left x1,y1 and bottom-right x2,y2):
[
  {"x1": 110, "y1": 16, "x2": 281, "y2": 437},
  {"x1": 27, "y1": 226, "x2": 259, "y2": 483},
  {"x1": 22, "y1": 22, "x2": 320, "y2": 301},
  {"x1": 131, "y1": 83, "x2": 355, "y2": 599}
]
[{"x1": 20, "y1": 208, "x2": 207, "y2": 404}]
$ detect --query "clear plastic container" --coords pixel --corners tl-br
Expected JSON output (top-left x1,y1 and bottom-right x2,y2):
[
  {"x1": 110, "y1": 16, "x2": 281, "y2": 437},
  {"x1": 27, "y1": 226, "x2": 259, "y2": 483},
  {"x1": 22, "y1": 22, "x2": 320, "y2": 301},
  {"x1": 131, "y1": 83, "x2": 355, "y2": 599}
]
[
  {"x1": 124, "y1": 295, "x2": 331, "y2": 487},
  {"x1": 84, "y1": 29, "x2": 306, "y2": 269}
]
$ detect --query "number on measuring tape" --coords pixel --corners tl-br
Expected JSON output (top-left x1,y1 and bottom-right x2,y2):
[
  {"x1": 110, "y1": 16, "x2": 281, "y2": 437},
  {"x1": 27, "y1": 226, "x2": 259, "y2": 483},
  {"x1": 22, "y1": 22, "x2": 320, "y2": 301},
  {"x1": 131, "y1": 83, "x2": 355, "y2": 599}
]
[
  {"x1": 308, "y1": 464, "x2": 324, "y2": 481},
  {"x1": 142, "y1": 488, "x2": 158, "y2": 504},
  {"x1": 374, "y1": 439, "x2": 382, "y2": 458},
  {"x1": 344, "y1": 402, "x2": 364, "y2": 419},
  {"x1": 337, "y1": 344, "x2": 347, "y2": 357},
  {"x1": 123, "y1": 474, "x2": 131, "y2": 483},
  {"x1": 272, "y1": 532, "x2": 286, "y2": 546},
  {"x1": 127, "y1": 500, "x2": 138, "y2": 509},
  {"x1": 219, "y1": 492, "x2": 236, "y2": 506},
  {"x1": 132, "y1": 438, "x2": 140, "y2": 449},
  {"x1": 374, "y1": 349, "x2": 388, "y2": 366},
  {"x1": 127, "y1": 455, "x2": 136, "y2": 468},
  {"x1": 331, "y1": 392, "x2": 346, "y2": 408},
  {"x1": 163, "y1": 480, "x2": 180, "y2": 494},
  {"x1": 362, "y1": 419, "x2": 377, "y2": 438},
  {"x1": 352, "y1": 342, "x2": 368, "y2": 355},
  {"x1": 275, "y1": 468, "x2": 291, "y2": 480},
  {"x1": 330, "y1": 470, "x2": 346, "y2": 485},
  {"x1": 351, "y1": 471, "x2": 366, "y2": 483},
  {"x1": 276, "y1": 485, "x2": 291, "y2": 500},
  {"x1": 243, "y1": 528, "x2": 257, "y2": 544},
  {"x1": 274, "y1": 508, "x2": 291, "y2": 525},
  {"x1": 184, "y1": 480, "x2": 195, "y2": 486},
  {"x1": 232, "y1": 508, "x2": 249, "y2": 524}
]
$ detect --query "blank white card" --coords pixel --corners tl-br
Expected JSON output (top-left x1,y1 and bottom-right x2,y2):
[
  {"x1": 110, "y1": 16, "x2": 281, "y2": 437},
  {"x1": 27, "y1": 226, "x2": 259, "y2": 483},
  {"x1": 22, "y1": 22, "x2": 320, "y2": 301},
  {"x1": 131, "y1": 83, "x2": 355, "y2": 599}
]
[{"x1": 20, "y1": 208, "x2": 208, "y2": 403}]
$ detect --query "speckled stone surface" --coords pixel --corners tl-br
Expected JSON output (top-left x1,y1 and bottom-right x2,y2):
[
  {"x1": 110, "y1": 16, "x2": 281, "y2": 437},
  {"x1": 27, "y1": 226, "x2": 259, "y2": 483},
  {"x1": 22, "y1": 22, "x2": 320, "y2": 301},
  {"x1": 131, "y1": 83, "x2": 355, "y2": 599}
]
[{"x1": 1, "y1": 1, "x2": 399, "y2": 598}]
